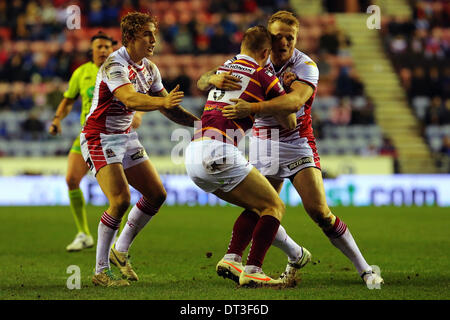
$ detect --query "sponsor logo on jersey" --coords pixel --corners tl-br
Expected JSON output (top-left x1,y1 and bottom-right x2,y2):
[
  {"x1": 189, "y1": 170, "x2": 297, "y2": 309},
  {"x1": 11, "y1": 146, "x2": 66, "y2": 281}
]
[
  {"x1": 227, "y1": 64, "x2": 255, "y2": 74},
  {"x1": 288, "y1": 157, "x2": 313, "y2": 170},
  {"x1": 305, "y1": 60, "x2": 317, "y2": 67},
  {"x1": 264, "y1": 69, "x2": 274, "y2": 77},
  {"x1": 105, "y1": 148, "x2": 116, "y2": 158},
  {"x1": 213, "y1": 89, "x2": 225, "y2": 101},
  {"x1": 130, "y1": 148, "x2": 145, "y2": 160}
]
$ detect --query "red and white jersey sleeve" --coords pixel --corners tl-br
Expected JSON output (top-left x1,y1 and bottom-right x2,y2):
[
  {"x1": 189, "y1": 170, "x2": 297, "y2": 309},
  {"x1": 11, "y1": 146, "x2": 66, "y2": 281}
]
[{"x1": 83, "y1": 46, "x2": 165, "y2": 134}]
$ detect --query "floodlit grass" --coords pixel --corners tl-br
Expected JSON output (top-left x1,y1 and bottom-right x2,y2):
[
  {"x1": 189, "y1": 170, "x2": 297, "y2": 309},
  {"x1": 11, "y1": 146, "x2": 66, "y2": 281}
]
[{"x1": 0, "y1": 205, "x2": 449, "y2": 300}]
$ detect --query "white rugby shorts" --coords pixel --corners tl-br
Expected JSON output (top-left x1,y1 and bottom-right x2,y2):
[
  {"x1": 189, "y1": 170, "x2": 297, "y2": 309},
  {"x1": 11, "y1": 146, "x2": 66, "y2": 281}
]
[
  {"x1": 80, "y1": 131, "x2": 149, "y2": 176},
  {"x1": 185, "y1": 139, "x2": 253, "y2": 193},
  {"x1": 249, "y1": 136, "x2": 320, "y2": 180}
]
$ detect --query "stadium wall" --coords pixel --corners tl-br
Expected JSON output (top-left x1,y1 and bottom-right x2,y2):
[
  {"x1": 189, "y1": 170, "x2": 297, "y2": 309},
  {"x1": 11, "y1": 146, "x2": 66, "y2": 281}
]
[
  {"x1": 0, "y1": 155, "x2": 393, "y2": 176},
  {"x1": 1, "y1": 174, "x2": 448, "y2": 207}
]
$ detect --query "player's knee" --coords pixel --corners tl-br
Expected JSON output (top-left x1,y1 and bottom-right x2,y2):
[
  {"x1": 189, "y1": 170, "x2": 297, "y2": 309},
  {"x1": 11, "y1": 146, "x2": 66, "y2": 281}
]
[
  {"x1": 142, "y1": 188, "x2": 166, "y2": 208},
  {"x1": 112, "y1": 193, "x2": 131, "y2": 215},
  {"x1": 65, "y1": 175, "x2": 81, "y2": 190},
  {"x1": 155, "y1": 189, "x2": 167, "y2": 207},
  {"x1": 306, "y1": 206, "x2": 334, "y2": 229},
  {"x1": 267, "y1": 198, "x2": 285, "y2": 221}
]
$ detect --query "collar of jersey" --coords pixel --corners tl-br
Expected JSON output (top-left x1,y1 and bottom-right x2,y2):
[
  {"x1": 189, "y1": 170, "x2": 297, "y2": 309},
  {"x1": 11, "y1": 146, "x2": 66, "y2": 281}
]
[
  {"x1": 119, "y1": 46, "x2": 145, "y2": 71},
  {"x1": 234, "y1": 54, "x2": 259, "y2": 67},
  {"x1": 266, "y1": 48, "x2": 298, "y2": 74}
]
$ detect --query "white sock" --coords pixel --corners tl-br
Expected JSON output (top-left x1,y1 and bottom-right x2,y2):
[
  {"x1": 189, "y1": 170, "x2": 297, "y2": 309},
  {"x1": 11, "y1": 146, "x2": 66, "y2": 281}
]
[
  {"x1": 224, "y1": 253, "x2": 242, "y2": 263},
  {"x1": 115, "y1": 205, "x2": 153, "y2": 253},
  {"x1": 272, "y1": 224, "x2": 302, "y2": 262},
  {"x1": 96, "y1": 212, "x2": 121, "y2": 274},
  {"x1": 329, "y1": 228, "x2": 371, "y2": 275},
  {"x1": 244, "y1": 265, "x2": 262, "y2": 274}
]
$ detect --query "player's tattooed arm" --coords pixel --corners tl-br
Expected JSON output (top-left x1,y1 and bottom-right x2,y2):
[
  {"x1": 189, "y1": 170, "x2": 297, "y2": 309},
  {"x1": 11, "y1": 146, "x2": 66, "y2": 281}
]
[
  {"x1": 197, "y1": 68, "x2": 242, "y2": 91},
  {"x1": 155, "y1": 89, "x2": 200, "y2": 127}
]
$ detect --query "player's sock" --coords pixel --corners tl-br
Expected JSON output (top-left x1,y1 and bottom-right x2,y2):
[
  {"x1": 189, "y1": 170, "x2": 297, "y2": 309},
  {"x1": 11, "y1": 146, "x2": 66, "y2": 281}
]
[
  {"x1": 272, "y1": 224, "x2": 302, "y2": 262},
  {"x1": 118, "y1": 209, "x2": 130, "y2": 235},
  {"x1": 115, "y1": 197, "x2": 159, "y2": 253},
  {"x1": 246, "y1": 215, "x2": 280, "y2": 268},
  {"x1": 226, "y1": 209, "x2": 260, "y2": 257},
  {"x1": 68, "y1": 188, "x2": 90, "y2": 235},
  {"x1": 324, "y1": 215, "x2": 370, "y2": 274},
  {"x1": 96, "y1": 212, "x2": 121, "y2": 274}
]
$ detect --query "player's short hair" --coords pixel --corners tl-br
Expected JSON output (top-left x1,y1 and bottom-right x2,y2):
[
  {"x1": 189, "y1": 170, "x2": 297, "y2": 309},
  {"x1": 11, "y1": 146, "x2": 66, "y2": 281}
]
[
  {"x1": 241, "y1": 25, "x2": 272, "y2": 53},
  {"x1": 268, "y1": 10, "x2": 299, "y2": 30},
  {"x1": 121, "y1": 12, "x2": 158, "y2": 47}
]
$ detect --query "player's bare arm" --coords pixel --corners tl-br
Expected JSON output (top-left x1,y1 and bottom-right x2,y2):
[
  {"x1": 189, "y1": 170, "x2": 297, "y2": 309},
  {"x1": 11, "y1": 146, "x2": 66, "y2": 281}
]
[
  {"x1": 274, "y1": 113, "x2": 297, "y2": 130},
  {"x1": 49, "y1": 97, "x2": 76, "y2": 135},
  {"x1": 114, "y1": 83, "x2": 184, "y2": 111},
  {"x1": 197, "y1": 68, "x2": 242, "y2": 91},
  {"x1": 131, "y1": 111, "x2": 144, "y2": 129},
  {"x1": 156, "y1": 88, "x2": 200, "y2": 127},
  {"x1": 222, "y1": 81, "x2": 314, "y2": 118}
]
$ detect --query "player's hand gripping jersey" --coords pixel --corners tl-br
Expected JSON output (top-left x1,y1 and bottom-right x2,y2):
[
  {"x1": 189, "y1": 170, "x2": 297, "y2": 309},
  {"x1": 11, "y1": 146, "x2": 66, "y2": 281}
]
[
  {"x1": 83, "y1": 46, "x2": 164, "y2": 134},
  {"x1": 250, "y1": 48, "x2": 320, "y2": 178},
  {"x1": 194, "y1": 54, "x2": 285, "y2": 145}
]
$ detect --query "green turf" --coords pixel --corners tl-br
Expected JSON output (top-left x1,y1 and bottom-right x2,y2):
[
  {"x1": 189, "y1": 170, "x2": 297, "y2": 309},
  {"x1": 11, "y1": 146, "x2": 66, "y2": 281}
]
[{"x1": 0, "y1": 205, "x2": 449, "y2": 300}]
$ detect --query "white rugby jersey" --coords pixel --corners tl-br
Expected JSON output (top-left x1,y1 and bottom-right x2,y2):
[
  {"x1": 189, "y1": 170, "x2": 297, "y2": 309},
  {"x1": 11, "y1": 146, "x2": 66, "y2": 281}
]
[
  {"x1": 253, "y1": 48, "x2": 319, "y2": 142},
  {"x1": 83, "y1": 46, "x2": 164, "y2": 134}
]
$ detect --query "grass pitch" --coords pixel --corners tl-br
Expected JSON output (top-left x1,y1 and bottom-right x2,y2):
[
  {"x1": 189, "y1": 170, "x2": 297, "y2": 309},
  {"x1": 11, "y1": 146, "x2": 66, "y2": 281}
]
[{"x1": 0, "y1": 205, "x2": 449, "y2": 300}]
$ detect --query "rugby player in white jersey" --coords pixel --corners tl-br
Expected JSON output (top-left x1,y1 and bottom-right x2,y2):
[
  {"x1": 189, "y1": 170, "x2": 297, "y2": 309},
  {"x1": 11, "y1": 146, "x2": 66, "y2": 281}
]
[
  {"x1": 81, "y1": 12, "x2": 199, "y2": 287},
  {"x1": 198, "y1": 11, "x2": 383, "y2": 286}
]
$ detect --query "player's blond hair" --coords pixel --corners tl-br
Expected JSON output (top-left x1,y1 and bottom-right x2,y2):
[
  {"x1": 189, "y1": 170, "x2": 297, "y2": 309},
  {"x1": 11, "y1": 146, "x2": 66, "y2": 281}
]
[
  {"x1": 268, "y1": 10, "x2": 299, "y2": 30},
  {"x1": 121, "y1": 12, "x2": 158, "y2": 47},
  {"x1": 241, "y1": 25, "x2": 272, "y2": 53}
]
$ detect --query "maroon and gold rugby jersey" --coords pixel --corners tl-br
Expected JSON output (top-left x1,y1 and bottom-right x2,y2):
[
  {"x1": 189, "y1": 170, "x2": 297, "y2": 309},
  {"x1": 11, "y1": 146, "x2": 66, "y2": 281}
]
[{"x1": 195, "y1": 54, "x2": 285, "y2": 145}]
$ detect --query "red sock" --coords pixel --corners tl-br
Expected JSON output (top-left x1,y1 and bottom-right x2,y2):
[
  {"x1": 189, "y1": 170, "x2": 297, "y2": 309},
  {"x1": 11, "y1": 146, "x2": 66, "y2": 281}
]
[
  {"x1": 226, "y1": 210, "x2": 259, "y2": 256},
  {"x1": 324, "y1": 216, "x2": 348, "y2": 239},
  {"x1": 246, "y1": 215, "x2": 280, "y2": 268}
]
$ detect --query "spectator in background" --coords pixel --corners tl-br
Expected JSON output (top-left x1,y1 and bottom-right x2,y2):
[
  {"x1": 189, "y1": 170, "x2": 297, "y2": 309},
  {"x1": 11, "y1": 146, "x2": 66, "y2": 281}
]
[
  {"x1": 329, "y1": 97, "x2": 352, "y2": 125},
  {"x1": 379, "y1": 136, "x2": 399, "y2": 173},
  {"x1": 429, "y1": 67, "x2": 443, "y2": 97},
  {"x1": 336, "y1": 67, "x2": 364, "y2": 97},
  {"x1": 410, "y1": 66, "x2": 430, "y2": 97},
  {"x1": 21, "y1": 112, "x2": 44, "y2": 140},
  {"x1": 351, "y1": 98, "x2": 375, "y2": 125},
  {"x1": 173, "y1": 24, "x2": 195, "y2": 54},
  {"x1": 319, "y1": 24, "x2": 339, "y2": 55},
  {"x1": 442, "y1": 98, "x2": 450, "y2": 124},
  {"x1": 210, "y1": 25, "x2": 232, "y2": 54},
  {"x1": 437, "y1": 136, "x2": 450, "y2": 173},
  {"x1": 390, "y1": 35, "x2": 408, "y2": 54},
  {"x1": 424, "y1": 96, "x2": 445, "y2": 125},
  {"x1": 88, "y1": 0, "x2": 104, "y2": 27}
]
